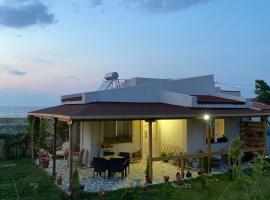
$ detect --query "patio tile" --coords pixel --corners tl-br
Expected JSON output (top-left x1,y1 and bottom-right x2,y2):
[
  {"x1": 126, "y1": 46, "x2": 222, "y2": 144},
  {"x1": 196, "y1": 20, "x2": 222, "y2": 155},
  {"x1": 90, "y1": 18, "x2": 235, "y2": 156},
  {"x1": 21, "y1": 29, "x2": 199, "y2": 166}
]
[{"x1": 40, "y1": 159, "x2": 199, "y2": 192}]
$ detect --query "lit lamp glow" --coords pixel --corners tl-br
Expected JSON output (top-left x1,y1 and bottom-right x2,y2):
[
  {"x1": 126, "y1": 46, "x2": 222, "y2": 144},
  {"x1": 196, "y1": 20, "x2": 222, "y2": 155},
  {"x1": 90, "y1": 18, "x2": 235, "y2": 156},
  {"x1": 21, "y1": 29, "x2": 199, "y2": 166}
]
[{"x1": 203, "y1": 114, "x2": 210, "y2": 121}]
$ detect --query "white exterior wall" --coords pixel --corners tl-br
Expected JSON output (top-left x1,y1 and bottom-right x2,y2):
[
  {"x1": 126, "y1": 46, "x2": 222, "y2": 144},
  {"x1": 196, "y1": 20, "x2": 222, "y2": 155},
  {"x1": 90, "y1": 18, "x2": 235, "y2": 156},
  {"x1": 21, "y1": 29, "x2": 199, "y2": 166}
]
[
  {"x1": 158, "y1": 119, "x2": 187, "y2": 153},
  {"x1": 186, "y1": 118, "x2": 240, "y2": 154},
  {"x1": 80, "y1": 121, "x2": 103, "y2": 166},
  {"x1": 187, "y1": 119, "x2": 206, "y2": 154},
  {"x1": 80, "y1": 120, "x2": 141, "y2": 165}
]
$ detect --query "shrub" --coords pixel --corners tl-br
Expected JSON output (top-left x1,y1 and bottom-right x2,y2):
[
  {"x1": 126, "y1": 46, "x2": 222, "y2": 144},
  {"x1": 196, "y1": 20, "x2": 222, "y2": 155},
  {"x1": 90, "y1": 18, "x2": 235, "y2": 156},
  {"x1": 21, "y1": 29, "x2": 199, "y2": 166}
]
[{"x1": 72, "y1": 168, "x2": 80, "y2": 194}]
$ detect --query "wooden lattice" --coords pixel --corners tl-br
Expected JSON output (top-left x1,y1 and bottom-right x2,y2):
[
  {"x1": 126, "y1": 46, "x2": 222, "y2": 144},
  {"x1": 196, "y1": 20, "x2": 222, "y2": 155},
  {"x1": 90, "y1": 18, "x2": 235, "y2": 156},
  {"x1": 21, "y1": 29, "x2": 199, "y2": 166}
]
[
  {"x1": 161, "y1": 144, "x2": 184, "y2": 155},
  {"x1": 240, "y1": 120, "x2": 265, "y2": 148}
]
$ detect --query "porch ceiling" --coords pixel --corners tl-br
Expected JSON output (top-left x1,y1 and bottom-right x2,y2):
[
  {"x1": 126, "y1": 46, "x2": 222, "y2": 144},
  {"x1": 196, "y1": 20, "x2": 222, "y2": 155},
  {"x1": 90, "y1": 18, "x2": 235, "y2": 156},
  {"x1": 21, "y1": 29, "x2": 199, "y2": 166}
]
[{"x1": 28, "y1": 102, "x2": 270, "y2": 121}]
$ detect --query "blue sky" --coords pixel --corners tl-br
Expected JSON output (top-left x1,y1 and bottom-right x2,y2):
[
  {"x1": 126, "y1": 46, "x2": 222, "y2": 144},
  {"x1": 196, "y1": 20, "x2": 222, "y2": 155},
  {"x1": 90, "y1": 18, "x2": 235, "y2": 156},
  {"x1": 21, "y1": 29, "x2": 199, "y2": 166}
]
[{"x1": 0, "y1": 0, "x2": 269, "y2": 106}]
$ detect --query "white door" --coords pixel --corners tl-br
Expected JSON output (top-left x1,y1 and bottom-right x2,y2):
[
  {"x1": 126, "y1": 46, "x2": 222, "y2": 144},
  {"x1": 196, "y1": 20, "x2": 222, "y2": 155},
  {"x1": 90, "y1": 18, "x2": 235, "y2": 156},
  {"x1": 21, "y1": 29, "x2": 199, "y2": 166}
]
[{"x1": 142, "y1": 121, "x2": 159, "y2": 158}]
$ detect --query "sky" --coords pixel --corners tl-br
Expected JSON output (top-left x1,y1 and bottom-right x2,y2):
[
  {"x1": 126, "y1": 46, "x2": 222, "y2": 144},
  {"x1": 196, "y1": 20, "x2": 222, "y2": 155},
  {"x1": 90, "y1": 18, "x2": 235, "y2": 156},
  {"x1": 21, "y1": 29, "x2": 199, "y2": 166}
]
[{"x1": 0, "y1": 0, "x2": 269, "y2": 106}]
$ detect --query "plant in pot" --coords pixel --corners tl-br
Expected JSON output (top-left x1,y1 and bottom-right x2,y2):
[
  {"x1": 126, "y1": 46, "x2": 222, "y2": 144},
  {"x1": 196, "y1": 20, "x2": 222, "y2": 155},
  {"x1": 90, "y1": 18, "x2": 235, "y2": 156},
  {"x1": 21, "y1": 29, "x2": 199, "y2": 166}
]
[
  {"x1": 160, "y1": 151, "x2": 168, "y2": 163},
  {"x1": 217, "y1": 135, "x2": 228, "y2": 143},
  {"x1": 186, "y1": 170, "x2": 192, "y2": 178},
  {"x1": 56, "y1": 175, "x2": 62, "y2": 185},
  {"x1": 145, "y1": 157, "x2": 152, "y2": 184},
  {"x1": 38, "y1": 149, "x2": 49, "y2": 168},
  {"x1": 132, "y1": 150, "x2": 142, "y2": 161},
  {"x1": 164, "y1": 176, "x2": 170, "y2": 183}
]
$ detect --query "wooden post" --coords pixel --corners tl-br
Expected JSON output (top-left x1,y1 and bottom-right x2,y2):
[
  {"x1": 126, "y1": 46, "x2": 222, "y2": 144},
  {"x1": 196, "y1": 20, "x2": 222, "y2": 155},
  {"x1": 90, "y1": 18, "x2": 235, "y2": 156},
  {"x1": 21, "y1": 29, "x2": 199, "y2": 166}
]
[
  {"x1": 31, "y1": 117, "x2": 35, "y2": 159},
  {"x1": 206, "y1": 121, "x2": 212, "y2": 173},
  {"x1": 39, "y1": 117, "x2": 42, "y2": 151},
  {"x1": 52, "y1": 118, "x2": 57, "y2": 179},
  {"x1": 147, "y1": 119, "x2": 153, "y2": 181},
  {"x1": 68, "y1": 121, "x2": 73, "y2": 192},
  {"x1": 262, "y1": 117, "x2": 267, "y2": 155},
  {"x1": 180, "y1": 159, "x2": 185, "y2": 178}
]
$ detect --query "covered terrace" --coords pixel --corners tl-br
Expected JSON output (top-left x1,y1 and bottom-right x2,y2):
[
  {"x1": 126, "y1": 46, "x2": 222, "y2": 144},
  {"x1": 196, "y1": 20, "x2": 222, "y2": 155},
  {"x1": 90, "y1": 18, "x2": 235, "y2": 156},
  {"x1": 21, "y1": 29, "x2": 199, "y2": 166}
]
[{"x1": 28, "y1": 102, "x2": 270, "y2": 192}]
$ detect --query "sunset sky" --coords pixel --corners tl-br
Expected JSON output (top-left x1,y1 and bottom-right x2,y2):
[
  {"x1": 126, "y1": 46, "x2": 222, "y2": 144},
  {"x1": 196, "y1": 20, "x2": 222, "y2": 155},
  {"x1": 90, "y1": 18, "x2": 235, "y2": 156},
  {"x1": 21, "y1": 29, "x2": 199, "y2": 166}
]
[{"x1": 0, "y1": 0, "x2": 269, "y2": 106}]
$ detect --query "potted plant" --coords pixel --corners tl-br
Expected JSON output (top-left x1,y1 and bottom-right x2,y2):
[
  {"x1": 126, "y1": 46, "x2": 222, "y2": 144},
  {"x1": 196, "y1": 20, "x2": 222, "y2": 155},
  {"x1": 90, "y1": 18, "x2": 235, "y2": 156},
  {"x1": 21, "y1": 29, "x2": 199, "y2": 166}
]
[
  {"x1": 160, "y1": 151, "x2": 168, "y2": 163},
  {"x1": 38, "y1": 149, "x2": 49, "y2": 168},
  {"x1": 132, "y1": 150, "x2": 142, "y2": 161},
  {"x1": 217, "y1": 135, "x2": 228, "y2": 143},
  {"x1": 145, "y1": 157, "x2": 152, "y2": 184},
  {"x1": 56, "y1": 175, "x2": 62, "y2": 185},
  {"x1": 186, "y1": 170, "x2": 192, "y2": 178},
  {"x1": 164, "y1": 176, "x2": 170, "y2": 183}
]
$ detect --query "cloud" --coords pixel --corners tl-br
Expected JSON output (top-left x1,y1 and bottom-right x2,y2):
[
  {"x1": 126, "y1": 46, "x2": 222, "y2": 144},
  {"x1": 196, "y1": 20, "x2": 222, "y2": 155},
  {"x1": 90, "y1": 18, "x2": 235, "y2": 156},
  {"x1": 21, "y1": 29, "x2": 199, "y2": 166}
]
[
  {"x1": 124, "y1": 0, "x2": 212, "y2": 14},
  {"x1": 0, "y1": 0, "x2": 55, "y2": 28},
  {"x1": 89, "y1": 0, "x2": 212, "y2": 13},
  {"x1": 91, "y1": 0, "x2": 104, "y2": 7},
  {"x1": 9, "y1": 70, "x2": 27, "y2": 76}
]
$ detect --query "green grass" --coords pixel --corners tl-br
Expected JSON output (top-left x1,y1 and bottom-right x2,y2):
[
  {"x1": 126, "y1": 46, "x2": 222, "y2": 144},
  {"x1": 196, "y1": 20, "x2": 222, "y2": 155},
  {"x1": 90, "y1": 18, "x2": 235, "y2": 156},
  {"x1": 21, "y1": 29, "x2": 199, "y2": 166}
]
[
  {"x1": 0, "y1": 158, "x2": 65, "y2": 200},
  {"x1": 1, "y1": 158, "x2": 270, "y2": 200}
]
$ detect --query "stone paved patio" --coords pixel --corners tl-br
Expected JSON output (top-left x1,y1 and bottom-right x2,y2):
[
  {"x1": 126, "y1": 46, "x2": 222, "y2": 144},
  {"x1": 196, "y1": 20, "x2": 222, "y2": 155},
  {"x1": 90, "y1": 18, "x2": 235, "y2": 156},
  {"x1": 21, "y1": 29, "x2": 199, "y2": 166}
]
[
  {"x1": 39, "y1": 159, "x2": 198, "y2": 192},
  {"x1": 38, "y1": 158, "x2": 253, "y2": 193}
]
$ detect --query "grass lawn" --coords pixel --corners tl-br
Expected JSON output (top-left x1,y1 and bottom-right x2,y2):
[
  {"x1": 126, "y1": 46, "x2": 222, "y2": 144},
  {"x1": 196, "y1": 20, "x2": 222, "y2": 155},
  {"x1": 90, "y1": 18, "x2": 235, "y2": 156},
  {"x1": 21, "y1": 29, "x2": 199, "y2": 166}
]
[
  {"x1": 1, "y1": 158, "x2": 270, "y2": 200},
  {"x1": 0, "y1": 158, "x2": 65, "y2": 200}
]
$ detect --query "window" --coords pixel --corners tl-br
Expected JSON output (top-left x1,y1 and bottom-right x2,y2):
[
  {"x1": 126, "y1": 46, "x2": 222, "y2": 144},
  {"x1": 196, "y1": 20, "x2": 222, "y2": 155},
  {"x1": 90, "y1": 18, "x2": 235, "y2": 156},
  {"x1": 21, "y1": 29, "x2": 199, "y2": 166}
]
[
  {"x1": 206, "y1": 119, "x2": 227, "y2": 143},
  {"x1": 103, "y1": 121, "x2": 116, "y2": 137},
  {"x1": 214, "y1": 119, "x2": 224, "y2": 140},
  {"x1": 103, "y1": 120, "x2": 132, "y2": 143}
]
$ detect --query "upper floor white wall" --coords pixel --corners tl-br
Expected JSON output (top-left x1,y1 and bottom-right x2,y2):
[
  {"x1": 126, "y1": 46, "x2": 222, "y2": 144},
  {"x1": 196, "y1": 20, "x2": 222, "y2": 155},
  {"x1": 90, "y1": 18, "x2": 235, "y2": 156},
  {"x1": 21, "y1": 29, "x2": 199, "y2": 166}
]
[{"x1": 62, "y1": 74, "x2": 250, "y2": 109}]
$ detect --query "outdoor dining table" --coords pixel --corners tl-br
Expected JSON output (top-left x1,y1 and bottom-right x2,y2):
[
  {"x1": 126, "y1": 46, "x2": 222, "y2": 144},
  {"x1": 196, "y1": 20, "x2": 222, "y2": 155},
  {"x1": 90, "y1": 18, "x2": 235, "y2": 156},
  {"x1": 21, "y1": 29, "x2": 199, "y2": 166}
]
[
  {"x1": 100, "y1": 155, "x2": 126, "y2": 178},
  {"x1": 101, "y1": 155, "x2": 124, "y2": 160}
]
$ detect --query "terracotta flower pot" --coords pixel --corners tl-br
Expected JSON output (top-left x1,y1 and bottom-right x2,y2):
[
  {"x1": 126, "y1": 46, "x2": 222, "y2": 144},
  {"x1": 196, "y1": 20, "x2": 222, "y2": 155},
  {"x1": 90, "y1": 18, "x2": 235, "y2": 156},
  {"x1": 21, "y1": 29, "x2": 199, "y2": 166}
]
[
  {"x1": 41, "y1": 156, "x2": 49, "y2": 168},
  {"x1": 56, "y1": 176, "x2": 62, "y2": 185},
  {"x1": 164, "y1": 176, "x2": 170, "y2": 183},
  {"x1": 145, "y1": 176, "x2": 152, "y2": 184}
]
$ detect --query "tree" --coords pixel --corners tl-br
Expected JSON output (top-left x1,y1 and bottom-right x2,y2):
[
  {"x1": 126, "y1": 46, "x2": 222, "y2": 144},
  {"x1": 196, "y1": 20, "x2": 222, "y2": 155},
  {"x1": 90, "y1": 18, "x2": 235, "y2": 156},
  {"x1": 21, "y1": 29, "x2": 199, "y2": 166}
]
[{"x1": 255, "y1": 79, "x2": 270, "y2": 104}]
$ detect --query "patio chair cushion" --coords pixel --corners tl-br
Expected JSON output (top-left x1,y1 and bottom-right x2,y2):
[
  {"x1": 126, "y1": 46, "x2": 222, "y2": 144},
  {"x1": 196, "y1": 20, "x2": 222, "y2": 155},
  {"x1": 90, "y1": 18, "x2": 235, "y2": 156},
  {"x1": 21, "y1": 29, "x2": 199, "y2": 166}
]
[{"x1": 56, "y1": 141, "x2": 69, "y2": 157}]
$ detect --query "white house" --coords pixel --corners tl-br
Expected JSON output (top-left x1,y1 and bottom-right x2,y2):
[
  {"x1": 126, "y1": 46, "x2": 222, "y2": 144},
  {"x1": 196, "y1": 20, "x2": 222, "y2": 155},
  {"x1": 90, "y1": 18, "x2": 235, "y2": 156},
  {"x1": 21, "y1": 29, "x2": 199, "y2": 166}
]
[{"x1": 29, "y1": 73, "x2": 270, "y2": 189}]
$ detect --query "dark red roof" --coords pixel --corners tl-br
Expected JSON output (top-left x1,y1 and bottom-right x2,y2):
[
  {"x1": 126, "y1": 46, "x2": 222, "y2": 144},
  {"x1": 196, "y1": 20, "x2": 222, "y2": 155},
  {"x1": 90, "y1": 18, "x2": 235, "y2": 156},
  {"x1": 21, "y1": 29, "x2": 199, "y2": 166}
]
[
  {"x1": 29, "y1": 102, "x2": 270, "y2": 121},
  {"x1": 196, "y1": 95, "x2": 245, "y2": 105},
  {"x1": 252, "y1": 100, "x2": 270, "y2": 110}
]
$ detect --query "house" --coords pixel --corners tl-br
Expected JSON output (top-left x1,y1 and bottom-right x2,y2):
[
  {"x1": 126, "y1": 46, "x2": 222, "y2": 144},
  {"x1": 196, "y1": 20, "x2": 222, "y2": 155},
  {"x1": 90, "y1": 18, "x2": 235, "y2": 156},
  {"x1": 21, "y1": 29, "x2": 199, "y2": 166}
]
[{"x1": 29, "y1": 73, "x2": 270, "y2": 191}]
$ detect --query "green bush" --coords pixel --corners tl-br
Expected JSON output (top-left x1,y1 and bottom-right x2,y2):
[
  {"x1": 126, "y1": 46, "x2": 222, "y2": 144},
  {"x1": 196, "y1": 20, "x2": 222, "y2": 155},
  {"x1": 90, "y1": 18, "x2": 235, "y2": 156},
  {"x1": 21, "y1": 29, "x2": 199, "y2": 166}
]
[{"x1": 72, "y1": 168, "x2": 80, "y2": 194}]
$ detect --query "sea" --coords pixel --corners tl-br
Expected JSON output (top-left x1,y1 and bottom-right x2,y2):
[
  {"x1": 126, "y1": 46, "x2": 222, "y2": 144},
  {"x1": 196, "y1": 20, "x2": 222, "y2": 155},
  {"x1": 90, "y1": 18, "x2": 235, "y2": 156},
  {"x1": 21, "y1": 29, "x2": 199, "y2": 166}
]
[{"x1": 0, "y1": 106, "x2": 43, "y2": 118}]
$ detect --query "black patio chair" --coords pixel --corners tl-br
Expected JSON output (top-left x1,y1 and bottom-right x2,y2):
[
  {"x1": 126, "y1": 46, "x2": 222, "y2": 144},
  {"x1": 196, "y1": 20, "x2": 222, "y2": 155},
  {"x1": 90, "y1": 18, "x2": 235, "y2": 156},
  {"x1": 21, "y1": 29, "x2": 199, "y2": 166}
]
[
  {"x1": 103, "y1": 151, "x2": 115, "y2": 156},
  {"x1": 119, "y1": 152, "x2": 130, "y2": 173},
  {"x1": 109, "y1": 158, "x2": 128, "y2": 179},
  {"x1": 93, "y1": 157, "x2": 107, "y2": 179}
]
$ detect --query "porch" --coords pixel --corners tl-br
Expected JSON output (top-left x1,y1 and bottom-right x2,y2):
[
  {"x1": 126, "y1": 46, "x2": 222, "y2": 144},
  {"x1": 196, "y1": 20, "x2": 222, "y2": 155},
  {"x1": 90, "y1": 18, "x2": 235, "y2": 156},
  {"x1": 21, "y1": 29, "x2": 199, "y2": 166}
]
[{"x1": 28, "y1": 102, "x2": 269, "y2": 193}]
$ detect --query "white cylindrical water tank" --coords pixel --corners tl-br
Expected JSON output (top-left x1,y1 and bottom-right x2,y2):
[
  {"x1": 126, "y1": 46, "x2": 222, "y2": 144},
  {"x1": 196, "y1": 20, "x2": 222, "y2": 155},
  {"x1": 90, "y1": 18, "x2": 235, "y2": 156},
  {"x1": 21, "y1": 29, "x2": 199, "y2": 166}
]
[{"x1": 104, "y1": 72, "x2": 119, "y2": 80}]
